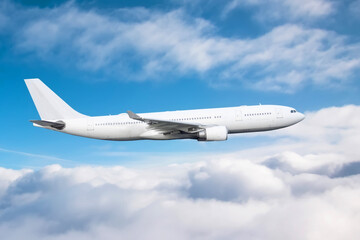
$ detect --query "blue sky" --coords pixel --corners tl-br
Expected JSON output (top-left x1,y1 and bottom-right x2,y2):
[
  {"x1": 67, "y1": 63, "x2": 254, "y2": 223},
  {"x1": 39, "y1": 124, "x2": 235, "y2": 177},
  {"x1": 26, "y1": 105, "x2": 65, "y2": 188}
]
[
  {"x1": 0, "y1": 0, "x2": 360, "y2": 169},
  {"x1": 1, "y1": 1, "x2": 360, "y2": 239}
]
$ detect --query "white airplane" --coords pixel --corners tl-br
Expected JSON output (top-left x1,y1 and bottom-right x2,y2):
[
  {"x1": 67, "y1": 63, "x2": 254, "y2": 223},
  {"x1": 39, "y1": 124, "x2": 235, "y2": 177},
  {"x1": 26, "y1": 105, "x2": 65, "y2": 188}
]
[{"x1": 25, "y1": 79, "x2": 305, "y2": 141}]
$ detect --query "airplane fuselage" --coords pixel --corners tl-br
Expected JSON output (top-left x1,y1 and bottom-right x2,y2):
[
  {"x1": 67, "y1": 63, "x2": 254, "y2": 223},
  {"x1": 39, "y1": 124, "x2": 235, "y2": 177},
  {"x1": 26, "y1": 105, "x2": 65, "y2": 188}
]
[
  {"x1": 25, "y1": 79, "x2": 304, "y2": 142},
  {"x1": 43, "y1": 105, "x2": 304, "y2": 141}
]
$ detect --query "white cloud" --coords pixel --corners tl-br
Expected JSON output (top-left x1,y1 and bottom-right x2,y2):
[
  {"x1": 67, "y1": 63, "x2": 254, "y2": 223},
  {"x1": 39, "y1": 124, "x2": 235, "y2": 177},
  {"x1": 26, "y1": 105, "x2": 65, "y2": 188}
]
[
  {"x1": 188, "y1": 159, "x2": 286, "y2": 201},
  {"x1": 220, "y1": 25, "x2": 360, "y2": 92},
  {"x1": 1, "y1": 105, "x2": 360, "y2": 239},
  {"x1": 1, "y1": 2, "x2": 357, "y2": 92},
  {"x1": 0, "y1": 167, "x2": 31, "y2": 198},
  {"x1": 274, "y1": 105, "x2": 360, "y2": 159},
  {"x1": 228, "y1": 105, "x2": 360, "y2": 177},
  {"x1": 0, "y1": 162, "x2": 359, "y2": 239}
]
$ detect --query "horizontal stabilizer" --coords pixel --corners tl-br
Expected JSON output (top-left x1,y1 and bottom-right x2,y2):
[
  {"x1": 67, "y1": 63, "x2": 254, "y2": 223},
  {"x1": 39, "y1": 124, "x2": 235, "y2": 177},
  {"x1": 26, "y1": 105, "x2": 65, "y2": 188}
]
[{"x1": 30, "y1": 120, "x2": 65, "y2": 130}]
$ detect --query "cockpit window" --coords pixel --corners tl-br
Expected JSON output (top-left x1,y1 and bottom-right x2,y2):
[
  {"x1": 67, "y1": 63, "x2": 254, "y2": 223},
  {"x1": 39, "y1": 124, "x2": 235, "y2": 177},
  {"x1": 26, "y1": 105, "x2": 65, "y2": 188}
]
[{"x1": 290, "y1": 110, "x2": 297, "y2": 113}]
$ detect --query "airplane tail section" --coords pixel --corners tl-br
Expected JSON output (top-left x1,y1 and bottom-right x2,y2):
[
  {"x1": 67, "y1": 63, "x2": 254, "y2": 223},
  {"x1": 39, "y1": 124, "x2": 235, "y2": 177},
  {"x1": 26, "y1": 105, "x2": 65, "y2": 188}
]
[{"x1": 25, "y1": 78, "x2": 87, "y2": 120}]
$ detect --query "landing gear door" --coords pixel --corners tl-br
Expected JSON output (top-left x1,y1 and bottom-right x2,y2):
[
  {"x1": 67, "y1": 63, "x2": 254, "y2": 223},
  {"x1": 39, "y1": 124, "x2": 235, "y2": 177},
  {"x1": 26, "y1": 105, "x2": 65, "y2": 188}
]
[
  {"x1": 235, "y1": 110, "x2": 242, "y2": 121},
  {"x1": 87, "y1": 120, "x2": 94, "y2": 131},
  {"x1": 276, "y1": 108, "x2": 283, "y2": 118}
]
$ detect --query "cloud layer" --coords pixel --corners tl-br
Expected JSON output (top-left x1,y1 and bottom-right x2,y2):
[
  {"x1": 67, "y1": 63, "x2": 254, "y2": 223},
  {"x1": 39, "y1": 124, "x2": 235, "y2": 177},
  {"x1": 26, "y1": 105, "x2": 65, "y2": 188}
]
[
  {"x1": 2, "y1": 1, "x2": 360, "y2": 92},
  {"x1": 1, "y1": 105, "x2": 360, "y2": 239}
]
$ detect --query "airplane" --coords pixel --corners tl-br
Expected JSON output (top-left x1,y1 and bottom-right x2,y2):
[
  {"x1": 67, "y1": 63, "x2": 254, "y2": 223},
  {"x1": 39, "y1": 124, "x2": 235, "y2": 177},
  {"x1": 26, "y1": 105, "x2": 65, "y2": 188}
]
[{"x1": 25, "y1": 78, "x2": 305, "y2": 141}]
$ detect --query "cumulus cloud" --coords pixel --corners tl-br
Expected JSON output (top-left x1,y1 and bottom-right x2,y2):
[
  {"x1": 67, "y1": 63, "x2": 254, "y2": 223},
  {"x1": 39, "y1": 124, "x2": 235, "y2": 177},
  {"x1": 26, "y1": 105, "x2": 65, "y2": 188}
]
[
  {"x1": 0, "y1": 161, "x2": 359, "y2": 239},
  {"x1": 1, "y1": 105, "x2": 360, "y2": 239},
  {"x1": 275, "y1": 105, "x2": 360, "y2": 159},
  {"x1": 0, "y1": 168, "x2": 31, "y2": 198},
  {"x1": 188, "y1": 159, "x2": 286, "y2": 201},
  {"x1": 1, "y1": 2, "x2": 359, "y2": 92},
  {"x1": 233, "y1": 105, "x2": 360, "y2": 177}
]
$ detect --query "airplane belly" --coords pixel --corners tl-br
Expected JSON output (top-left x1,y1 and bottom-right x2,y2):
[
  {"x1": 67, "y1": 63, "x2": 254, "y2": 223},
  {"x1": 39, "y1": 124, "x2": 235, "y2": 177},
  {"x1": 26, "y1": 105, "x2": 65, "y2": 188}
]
[
  {"x1": 228, "y1": 117, "x2": 274, "y2": 133},
  {"x1": 61, "y1": 119, "x2": 88, "y2": 137},
  {"x1": 92, "y1": 126, "x2": 139, "y2": 140},
  {"x1": 139, "y1": 130, "x2": 193, "y2": 140}
]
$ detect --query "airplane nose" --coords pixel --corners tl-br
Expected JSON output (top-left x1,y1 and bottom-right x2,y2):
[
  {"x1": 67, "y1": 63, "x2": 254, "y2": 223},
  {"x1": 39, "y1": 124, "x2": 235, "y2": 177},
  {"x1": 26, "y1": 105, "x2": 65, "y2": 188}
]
[{"x1": 298, "y1": 112, "x2": 305, "y2": 122}]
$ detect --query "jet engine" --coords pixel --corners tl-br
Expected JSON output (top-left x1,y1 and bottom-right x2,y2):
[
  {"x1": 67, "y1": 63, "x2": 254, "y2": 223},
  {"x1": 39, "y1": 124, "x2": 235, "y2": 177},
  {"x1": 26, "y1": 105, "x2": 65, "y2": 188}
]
[{"x1": 197, "y1": 126, "x2": 228, "y2": 141}]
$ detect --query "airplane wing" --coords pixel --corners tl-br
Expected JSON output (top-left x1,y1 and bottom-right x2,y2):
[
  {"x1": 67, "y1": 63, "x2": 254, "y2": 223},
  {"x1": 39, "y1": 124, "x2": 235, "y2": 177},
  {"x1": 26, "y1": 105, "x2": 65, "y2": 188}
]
[{"x1": 127, "y1": 111, "x2": 206, "y2": 134}]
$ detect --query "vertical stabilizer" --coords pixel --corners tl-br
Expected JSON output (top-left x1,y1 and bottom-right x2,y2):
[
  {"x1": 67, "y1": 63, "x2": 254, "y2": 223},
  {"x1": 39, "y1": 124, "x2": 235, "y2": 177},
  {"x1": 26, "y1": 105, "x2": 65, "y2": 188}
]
[{"x1": 25, "y1": 78, "x2": 87, "y2": 120}]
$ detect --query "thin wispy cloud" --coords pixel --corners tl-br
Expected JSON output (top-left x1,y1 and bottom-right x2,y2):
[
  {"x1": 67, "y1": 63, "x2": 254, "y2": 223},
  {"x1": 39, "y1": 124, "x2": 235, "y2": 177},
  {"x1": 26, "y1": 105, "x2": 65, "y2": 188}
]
[
  {"x1": 1, "y1": 1, "x2": 358, "y2": 92},
  {"x1": 350, "y1": 0, "x2": 360, "y2": 18},
  {"x1": 222, "y1": 0, "x2": 334, "y2": 21},
  {"x1": 0, "y1": 147, "x2": 73, "y2": 164}
]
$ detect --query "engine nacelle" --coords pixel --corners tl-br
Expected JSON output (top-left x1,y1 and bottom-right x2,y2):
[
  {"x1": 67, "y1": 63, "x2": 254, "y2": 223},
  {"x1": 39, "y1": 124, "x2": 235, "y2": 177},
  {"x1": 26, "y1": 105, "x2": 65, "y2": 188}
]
[{"x1": 197, "y1": 126, "x2": 228, "y2": 141}]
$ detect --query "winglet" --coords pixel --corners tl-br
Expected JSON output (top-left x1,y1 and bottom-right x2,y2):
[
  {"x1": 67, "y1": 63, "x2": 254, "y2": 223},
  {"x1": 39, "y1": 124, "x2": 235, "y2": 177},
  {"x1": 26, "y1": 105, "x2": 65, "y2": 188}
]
[{"x1": 127, "y1": 111, "x2": 143, "y2": 120}]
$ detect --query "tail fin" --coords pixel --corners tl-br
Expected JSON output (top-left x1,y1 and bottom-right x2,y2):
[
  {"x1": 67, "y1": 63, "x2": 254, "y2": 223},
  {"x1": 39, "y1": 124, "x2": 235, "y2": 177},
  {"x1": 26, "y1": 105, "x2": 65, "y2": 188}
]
[{"x1": 25, "y1": 78, "x2": 87, "y2": 120}]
